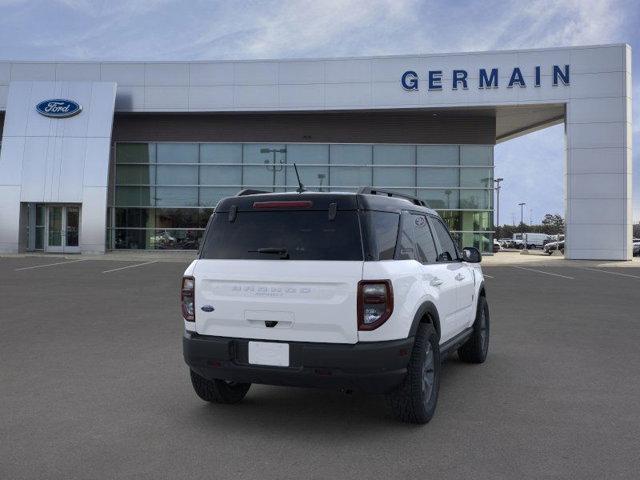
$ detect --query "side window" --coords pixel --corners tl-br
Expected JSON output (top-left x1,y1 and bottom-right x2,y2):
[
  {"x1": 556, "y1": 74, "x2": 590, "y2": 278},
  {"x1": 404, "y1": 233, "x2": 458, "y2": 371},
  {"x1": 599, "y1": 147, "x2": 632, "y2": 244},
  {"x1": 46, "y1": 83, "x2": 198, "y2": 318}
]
[
  {"x1": 412, "y1": 214, "x2": 438, "y2": 264},
  {"x1": 429, "y1": 216, "x2": 459, "y2": 262},
  {"x1": 365, "y1": 211, "x2": 400, "y2": 260},
  {"x1": 395, "y1": 212, "x2": 415, "y2": 260}
]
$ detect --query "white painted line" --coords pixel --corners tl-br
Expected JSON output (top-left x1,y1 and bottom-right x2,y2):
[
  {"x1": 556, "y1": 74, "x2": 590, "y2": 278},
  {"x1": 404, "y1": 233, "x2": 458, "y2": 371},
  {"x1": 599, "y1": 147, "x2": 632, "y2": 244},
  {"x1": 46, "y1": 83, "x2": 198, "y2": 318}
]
[
  {"x1": 102, "y1": 261, "x2": 158, "y2": 274},
  {"x1": 580, "y1": 267, "x2": 640, "y2": 279},
  {"x1": 483, "y1": 274, "x2": 494, "y2": 279},
  {"x1": 15, "y1": 259, "x2": 86, "y2": 271},
  {"x1": 512, "y1": 266, "x2": 574, "y2": 280}
]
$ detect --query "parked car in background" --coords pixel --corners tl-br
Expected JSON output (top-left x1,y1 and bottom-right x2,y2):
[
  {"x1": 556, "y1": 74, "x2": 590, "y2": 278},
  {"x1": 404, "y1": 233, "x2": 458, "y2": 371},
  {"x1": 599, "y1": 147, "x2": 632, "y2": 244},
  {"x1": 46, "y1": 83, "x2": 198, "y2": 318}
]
[
  {"x1": 544, "y1": 240, "x2": 565, "y2": 255},
  {"x1": 633, "y1": 239, "x2": 640, "y2": 256},
  {"x1": 493, "y1": 239, "x2": 501, "y2": 253},
  {"x1": 513, "y1": 233, "x2": 553, "y2": 249},
  {"x1": 498, "y1": 238, "x2": 515, "y2": 249}
]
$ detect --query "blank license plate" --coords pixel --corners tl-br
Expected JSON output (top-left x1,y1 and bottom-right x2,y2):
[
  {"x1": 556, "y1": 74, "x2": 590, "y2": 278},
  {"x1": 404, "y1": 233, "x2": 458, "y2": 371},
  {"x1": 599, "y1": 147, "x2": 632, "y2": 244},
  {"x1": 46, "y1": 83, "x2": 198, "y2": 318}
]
[{"x1": 248, "y1": 341, "x2": 289, "y2": 367}]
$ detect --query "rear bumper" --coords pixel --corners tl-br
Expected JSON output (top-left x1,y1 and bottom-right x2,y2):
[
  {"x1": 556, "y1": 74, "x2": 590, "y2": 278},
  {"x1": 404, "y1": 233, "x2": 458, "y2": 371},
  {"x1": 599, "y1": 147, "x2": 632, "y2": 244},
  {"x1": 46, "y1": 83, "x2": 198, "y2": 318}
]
[{"x1": 183, "y1": 331, "x2": 414, "y2": 394}]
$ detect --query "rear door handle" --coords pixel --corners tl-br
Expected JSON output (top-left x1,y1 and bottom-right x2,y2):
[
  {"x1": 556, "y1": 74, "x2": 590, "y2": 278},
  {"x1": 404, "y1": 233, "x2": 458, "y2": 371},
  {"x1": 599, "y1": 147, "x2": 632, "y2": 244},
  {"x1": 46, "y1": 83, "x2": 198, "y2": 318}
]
[
  {"x1": 430, "y1": 278, "x2": 443, "y2": 287},
  {"x1": 455, "y1": 273, "x2": 465, "y2": 281}
]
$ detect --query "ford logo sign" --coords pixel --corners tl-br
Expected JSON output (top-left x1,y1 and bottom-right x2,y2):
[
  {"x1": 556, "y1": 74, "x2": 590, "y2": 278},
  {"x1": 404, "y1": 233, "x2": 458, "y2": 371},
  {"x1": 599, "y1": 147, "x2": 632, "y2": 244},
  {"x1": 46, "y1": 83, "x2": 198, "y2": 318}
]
[{"x1": 36, "y1": 99, "x2": 82, "y2": 118}]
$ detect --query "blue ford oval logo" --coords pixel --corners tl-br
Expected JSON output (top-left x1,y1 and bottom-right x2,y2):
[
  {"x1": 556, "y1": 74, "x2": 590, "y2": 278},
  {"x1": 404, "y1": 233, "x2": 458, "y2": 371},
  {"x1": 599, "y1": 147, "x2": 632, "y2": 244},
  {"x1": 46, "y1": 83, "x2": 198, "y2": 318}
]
[{"x1": 36, "y1": 99, "x2": 82, "y2": 118}]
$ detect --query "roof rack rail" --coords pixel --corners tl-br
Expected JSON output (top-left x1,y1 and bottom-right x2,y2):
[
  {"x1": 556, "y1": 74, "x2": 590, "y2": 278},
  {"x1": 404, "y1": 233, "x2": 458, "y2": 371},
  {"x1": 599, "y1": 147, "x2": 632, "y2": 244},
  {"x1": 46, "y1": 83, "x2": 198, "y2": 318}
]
[
  {"x1": 236, "y1": 189, "x2": 270, "y2": 196},
  {"x1": 357, "y1": 187, "x2": 428, "y2": 207}
]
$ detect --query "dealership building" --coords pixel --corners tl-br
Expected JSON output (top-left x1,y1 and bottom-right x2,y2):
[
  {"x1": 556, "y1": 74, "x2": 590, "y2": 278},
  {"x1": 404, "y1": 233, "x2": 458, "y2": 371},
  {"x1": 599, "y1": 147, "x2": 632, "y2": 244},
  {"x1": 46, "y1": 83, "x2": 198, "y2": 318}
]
[{"x1": 0, "y1": 44, "x2": 633, "y2": 259}]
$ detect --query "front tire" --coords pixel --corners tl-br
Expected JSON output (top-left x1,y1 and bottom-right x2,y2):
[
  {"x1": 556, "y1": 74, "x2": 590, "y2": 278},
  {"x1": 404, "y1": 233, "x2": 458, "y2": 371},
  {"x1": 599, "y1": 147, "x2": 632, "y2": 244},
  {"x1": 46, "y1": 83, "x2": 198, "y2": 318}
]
[
  {"x1": 190, "y1": 369, "x2": 251, "y2": 404},
  {"x1": 387, "y1": 323, "x2": 441, "y2": 424},
  {"x1": 458, "y1": 295, "x2": 490, "y2": 364}
]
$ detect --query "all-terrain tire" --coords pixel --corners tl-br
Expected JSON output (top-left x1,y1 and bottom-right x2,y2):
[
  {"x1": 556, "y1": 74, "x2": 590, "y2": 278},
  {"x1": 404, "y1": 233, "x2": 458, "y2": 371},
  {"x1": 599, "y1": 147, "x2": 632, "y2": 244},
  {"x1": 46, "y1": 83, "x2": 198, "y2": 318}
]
[
  {"x1": 387, "y1": 323, "x2": 441, "y2": 424},
  {"x1": 458, "y1": 295, "x2": 490, "y2": 364},
  {"x1": 190, "y1": 370, "x2": 251, "y2": 404}
]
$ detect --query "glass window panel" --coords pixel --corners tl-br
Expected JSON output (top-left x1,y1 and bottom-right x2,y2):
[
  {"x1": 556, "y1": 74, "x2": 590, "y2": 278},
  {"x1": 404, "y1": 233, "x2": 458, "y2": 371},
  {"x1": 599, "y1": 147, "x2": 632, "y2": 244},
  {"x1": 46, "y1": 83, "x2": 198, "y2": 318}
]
[
  {"x1": 460, "y1": 189, "x2": 493, "y2": 209},
  {"x1": 116, "y1": 143, "x2": 155, "y2": 164},
  {"x1": 460, "y1": 211, "x2": 493, "y2": 231},
  {"x1": 199, "y1": 165, "x2": 242, "y2": 185},
  {"x1": 35, "y1": 226, "x2": 44, "y2": 250},
  {"x1": 417, "y1": 167, "x2": 459, "y2": 188},
  {"x1": 460, "y1": 168, "x2": 493, "y2": 188},
  {"x1": 200, "y1": 144, "x2": 242, "y2": 164},
  {"x1": 286, "y1": 145, "x2": 329, "y2": 190},
  {"x1": 149, "y1": 229, "x2": 203, "y2": 250},
  {"x1": 329, "y1": 166, "x2": 371, "y2": 188},
  {"x1": 156, "y1": 165, "x2": 198, "y2": 185},
  {"x1": 115, "y1": 208, "x2": 154, "y2": 228},
  {"x1": 116, "y1": 165, "x2": 155, "y2": 185},
  {"x1": 461, "y1": 145, "x2": 493, "y2": 165},
  {"x1": 287, "y1": 144, "x2": 329, "y2": 164},
  {"x1": 420, "y1": 189, "x2": 459, "y2": 209},
  {"x1": 373, "y1": 145, "x2": 415, "y2": 165},
  {"x1": 115, "y1": 186, "x2": 154, "y2": 207},
  {"x1": 373, "y1": 167, "x2": 414, "y2": 189},
  {"x1": 155, "y1": 209, "x2": 200, "y2": 229},
  {"x1": 155, "y1": 187, "x2": 198, "y2": 207},
  {"x1": 114, "y1": 229, "x2": 150, "y2": 249},
  {"x1": 439, "y1": 211, "x2": 461, "y2": 231},
  {"x1": 243, "y1": 144, "x2": 286, "y2": 190},
  {"x1": 460, "y1": 232, "x2": 493, "y2": 254},
  {"x1": 199, "y1": 187, "x2": 239, "y2": 207},
  {"x1": 157, "y1": 143, "x2": 198, "y2": 164},
  {"x1": 35, "y1": 205, "x2": 45, "y2": 226},
  {"x1": 330, "y1": 144, "x2": 371, "y2": 166},
  {"x1": 373, "y1": 145, "x2": 414, "y2": 190},
  {"x1": 417, "y1": 145, "x2": 459, "y2": 165}
]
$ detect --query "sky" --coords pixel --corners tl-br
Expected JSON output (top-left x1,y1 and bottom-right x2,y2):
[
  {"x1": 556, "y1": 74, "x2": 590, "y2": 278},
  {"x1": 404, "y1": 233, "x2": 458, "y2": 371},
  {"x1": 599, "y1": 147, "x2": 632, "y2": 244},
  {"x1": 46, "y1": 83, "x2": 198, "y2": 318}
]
[{"x1": 0, "y1": 0, "x2": 638, "y2": 225}]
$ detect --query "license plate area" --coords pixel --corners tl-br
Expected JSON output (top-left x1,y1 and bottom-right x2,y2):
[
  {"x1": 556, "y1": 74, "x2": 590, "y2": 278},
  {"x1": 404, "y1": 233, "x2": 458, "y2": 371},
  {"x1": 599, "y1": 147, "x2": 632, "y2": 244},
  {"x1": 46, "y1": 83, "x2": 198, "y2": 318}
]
[{"x1": 248, "y1": 341, "x2": 290, "y2": 367}]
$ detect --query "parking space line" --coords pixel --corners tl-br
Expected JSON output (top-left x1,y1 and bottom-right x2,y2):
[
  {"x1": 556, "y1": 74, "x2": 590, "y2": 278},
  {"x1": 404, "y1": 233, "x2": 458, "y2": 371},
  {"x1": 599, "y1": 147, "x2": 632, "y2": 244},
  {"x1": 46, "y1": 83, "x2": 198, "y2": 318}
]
[
  {"x1": 483, "y1": 274, "x2": 494, "y2": 279},
  {"x1": 512, "y1": 266, "x2": 574, "y2": 280},
  {"x1": 15, "y1": 259, "x2": 86, "y2": 271},
  {"x1": 102, "y1": 261, "x2": 158, "y2": 274},
  {"x1": 579, "y1": 267, "x2": 640, "y2": 279}
]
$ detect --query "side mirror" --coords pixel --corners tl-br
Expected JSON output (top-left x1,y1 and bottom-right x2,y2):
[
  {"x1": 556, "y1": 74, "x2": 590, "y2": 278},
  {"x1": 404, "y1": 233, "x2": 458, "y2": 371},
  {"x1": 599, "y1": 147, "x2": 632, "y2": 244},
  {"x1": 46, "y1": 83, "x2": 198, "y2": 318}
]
[{"x1": 462, "y1": 246, "x2": 482, "y2": 263}]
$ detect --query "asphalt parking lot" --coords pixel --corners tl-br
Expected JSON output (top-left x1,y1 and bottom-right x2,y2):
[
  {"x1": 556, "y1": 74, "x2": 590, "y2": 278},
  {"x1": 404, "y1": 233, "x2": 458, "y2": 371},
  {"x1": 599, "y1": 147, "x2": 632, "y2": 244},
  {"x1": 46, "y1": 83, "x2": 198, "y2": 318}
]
[{"x1": 1, "y1": 256, "x2": 639, "y2": 479}]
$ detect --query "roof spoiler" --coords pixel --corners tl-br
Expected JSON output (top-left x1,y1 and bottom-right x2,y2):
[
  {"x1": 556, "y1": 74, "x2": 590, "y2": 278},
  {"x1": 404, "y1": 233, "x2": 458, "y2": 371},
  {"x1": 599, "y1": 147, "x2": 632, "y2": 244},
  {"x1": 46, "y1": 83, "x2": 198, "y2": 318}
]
[
  {"x1": 236, "y1": 189, "x2": 271, "y2": 196},
  {"x1": 357, "y1": 187, "x2": 428, "y2": 207}
]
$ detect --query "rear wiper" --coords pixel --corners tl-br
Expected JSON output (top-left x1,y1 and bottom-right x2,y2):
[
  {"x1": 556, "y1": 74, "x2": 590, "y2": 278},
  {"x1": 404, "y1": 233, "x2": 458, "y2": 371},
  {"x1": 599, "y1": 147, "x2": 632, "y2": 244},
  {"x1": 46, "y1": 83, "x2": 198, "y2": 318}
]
[{"x1": 248, "y1": 247, "x2": 290, "y2": 259}]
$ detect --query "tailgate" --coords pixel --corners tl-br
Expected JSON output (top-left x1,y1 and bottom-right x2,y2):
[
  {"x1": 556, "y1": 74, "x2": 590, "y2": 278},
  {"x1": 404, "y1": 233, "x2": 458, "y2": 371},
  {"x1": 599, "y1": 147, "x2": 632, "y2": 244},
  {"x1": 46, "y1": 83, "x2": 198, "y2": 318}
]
[{"x1": 194, "y1": 260, "x2": 363, "y2": 344}]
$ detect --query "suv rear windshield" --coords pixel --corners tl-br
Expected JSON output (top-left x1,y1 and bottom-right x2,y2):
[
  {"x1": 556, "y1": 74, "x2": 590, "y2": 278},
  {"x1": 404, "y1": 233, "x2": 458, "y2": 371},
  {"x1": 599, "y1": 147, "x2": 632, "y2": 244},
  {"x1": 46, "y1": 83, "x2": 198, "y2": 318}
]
[{"x1": 200, "y1": 210, "x2": 364, "y2": 261}]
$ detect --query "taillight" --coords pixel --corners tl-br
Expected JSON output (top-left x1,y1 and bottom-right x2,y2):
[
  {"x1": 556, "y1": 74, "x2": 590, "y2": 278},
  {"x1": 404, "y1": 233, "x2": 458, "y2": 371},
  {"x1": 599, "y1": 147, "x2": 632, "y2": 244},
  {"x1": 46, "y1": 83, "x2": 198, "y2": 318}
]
[
  {"x1": 357, "y1": 280, "x2": 393, "y2": 330},
  {"x1": 181, "y1": 276, "x2": 195, "y2": 322}
]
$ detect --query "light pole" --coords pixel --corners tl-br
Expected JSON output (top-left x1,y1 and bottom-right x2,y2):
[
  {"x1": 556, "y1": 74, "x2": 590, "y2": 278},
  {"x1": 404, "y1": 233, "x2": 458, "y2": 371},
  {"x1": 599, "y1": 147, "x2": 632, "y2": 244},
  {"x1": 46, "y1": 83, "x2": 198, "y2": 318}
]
[
  {"x1": 261, "y1": 147, "x2": 287, "y2": 192},
  {"x1": 494, "y1": 178, "x2": 503, "y2": 227},
  {"x1": 518, "y1": 202, "x2": 527, "y2": 253}
]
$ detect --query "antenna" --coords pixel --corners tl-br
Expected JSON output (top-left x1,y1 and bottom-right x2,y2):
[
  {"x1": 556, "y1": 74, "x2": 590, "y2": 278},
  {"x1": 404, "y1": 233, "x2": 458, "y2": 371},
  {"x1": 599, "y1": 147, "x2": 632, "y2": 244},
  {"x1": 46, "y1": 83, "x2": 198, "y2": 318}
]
[{"x1": 293, "y1": 163, "x2": 306, "y2": 193}]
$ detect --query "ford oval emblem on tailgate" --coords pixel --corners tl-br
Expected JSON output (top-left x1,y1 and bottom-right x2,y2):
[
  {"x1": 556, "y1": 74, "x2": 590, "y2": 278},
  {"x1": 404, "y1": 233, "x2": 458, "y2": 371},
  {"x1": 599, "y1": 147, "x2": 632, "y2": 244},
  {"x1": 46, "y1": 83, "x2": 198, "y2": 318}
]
[{"x1": 201, "y1": 305, "x2": 215, "y2": 312}]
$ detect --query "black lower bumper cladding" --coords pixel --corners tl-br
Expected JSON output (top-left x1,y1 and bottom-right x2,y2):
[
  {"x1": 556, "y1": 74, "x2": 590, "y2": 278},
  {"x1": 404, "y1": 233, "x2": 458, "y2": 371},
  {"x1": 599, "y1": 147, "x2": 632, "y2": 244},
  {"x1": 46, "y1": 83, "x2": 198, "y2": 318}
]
[{"x1": 183, "y1": 331, "x2": 415, "y2": 394}]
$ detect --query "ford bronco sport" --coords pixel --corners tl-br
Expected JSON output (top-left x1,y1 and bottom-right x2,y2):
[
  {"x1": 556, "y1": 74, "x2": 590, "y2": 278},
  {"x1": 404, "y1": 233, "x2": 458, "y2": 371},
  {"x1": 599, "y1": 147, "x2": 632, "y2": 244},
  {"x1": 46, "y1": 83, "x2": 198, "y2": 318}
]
[{"x1": 182, "y1": 188, "x2": 489, "y2": 424}]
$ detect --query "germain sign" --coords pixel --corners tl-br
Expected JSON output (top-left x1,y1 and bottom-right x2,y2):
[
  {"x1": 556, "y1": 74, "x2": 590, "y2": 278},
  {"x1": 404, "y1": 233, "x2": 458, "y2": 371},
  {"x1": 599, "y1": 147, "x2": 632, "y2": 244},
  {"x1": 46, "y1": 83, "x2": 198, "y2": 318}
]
[
  {"x1": 36, "y1": 99, "x2": 82, "y2": 118},
  {"x1": 401, "y1": 65, "x2": 570, "y2": 91}
]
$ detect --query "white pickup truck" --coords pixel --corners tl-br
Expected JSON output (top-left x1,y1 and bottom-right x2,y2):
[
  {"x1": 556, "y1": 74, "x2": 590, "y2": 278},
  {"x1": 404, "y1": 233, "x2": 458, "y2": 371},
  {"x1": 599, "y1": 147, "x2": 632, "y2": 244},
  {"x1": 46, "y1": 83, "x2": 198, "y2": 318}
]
[{"x1": 182, "y1": 188, "x2": 490, "y2": 424}]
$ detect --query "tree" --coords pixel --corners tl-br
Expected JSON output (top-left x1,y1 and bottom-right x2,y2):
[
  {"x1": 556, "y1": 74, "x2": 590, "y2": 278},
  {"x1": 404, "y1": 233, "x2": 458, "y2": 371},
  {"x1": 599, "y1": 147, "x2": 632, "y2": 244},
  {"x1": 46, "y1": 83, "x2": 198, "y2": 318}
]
[{"x1": 542, "y1": 214, "x2": 564, "y2": 230}]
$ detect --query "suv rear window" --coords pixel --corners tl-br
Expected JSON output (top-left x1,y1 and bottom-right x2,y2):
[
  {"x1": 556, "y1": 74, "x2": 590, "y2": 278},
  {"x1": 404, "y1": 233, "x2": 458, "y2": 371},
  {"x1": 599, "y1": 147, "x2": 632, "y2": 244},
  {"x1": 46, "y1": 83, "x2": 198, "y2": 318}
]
[{"x1": 199, "y1": 210, "x2": 363, "y2": 261}]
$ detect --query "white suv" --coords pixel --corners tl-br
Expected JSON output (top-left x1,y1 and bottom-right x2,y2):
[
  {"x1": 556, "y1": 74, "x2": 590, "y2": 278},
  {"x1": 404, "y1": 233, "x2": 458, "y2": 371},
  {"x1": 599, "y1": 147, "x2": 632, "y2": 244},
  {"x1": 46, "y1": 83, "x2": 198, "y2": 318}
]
[{"x1": 182, "y1": 188, "x2": 490, "y2": 424}]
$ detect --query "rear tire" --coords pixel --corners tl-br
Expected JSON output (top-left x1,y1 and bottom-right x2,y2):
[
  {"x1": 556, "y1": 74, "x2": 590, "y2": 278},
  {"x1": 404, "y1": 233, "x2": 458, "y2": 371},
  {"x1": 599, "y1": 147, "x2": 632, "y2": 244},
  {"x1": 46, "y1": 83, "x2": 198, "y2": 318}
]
[
  {"x1": 458, "y1": 295, "x2": 490, "y2": 364},
  {"x1": 190, "y1": 369, "x2": 251, "y2": 404},
  {"x1": 387, "y1": 323, "x2": 441, "y2": 424}
]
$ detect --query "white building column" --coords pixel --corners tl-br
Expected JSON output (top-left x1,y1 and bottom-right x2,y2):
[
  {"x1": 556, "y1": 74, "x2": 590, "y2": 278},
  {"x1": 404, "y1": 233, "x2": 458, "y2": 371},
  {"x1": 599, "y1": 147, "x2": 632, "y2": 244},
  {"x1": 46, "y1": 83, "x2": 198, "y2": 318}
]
[{"x1": 564, "y1": 45, "x2": 633, "y2": 260}]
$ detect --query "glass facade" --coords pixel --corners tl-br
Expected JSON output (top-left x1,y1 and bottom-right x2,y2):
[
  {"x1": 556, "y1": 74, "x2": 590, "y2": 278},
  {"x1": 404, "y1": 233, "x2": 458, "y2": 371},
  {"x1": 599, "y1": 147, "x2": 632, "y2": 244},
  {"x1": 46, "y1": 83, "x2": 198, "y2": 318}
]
[{"x1": 109, "y1": 143, "x2": 494, "y2": 252}]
